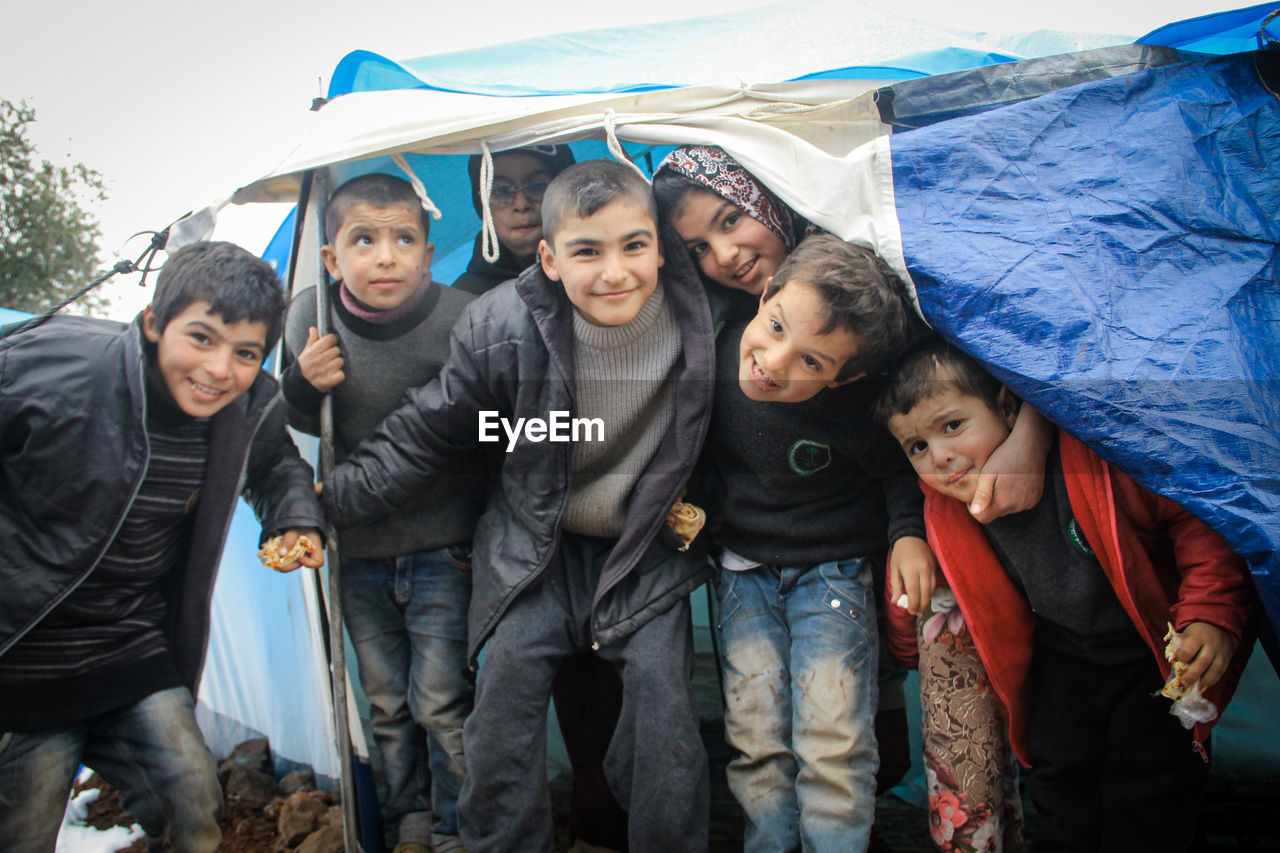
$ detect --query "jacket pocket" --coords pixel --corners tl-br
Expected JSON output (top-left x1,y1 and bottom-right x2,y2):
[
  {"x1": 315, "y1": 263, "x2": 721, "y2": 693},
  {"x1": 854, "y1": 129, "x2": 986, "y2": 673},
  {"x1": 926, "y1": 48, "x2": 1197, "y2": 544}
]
[{"x1": 444, "y1": 544, "x2": 473, "y2": 571}]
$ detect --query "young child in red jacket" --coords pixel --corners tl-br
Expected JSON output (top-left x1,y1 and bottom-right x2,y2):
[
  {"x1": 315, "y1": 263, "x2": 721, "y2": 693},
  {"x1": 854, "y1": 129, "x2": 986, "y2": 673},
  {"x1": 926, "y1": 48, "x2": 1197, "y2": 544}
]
[{"x1": 875, "y1": 337, "x2": 1253, "y2": 852}]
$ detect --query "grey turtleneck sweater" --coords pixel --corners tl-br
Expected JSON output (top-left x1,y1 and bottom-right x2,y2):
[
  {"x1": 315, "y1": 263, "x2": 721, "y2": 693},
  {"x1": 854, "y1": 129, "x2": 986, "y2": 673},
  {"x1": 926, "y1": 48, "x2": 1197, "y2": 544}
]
[{"x1": 563, "y1": 283, "x2": 681, "y2": 537}]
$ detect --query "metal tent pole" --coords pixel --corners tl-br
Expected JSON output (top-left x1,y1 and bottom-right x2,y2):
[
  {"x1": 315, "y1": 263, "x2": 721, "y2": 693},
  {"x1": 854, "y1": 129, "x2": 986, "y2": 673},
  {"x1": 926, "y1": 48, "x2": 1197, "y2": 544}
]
[{"x1": 300, "y1": 168, "x2": 363, "y2": 853}]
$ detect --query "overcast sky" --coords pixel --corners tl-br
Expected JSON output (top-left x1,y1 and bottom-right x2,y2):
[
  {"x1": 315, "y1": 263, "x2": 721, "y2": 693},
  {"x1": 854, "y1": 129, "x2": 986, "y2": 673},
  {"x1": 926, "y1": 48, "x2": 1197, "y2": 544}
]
[{"x1": 3, "y1": 0, "x2": 1237, "y2": 320}]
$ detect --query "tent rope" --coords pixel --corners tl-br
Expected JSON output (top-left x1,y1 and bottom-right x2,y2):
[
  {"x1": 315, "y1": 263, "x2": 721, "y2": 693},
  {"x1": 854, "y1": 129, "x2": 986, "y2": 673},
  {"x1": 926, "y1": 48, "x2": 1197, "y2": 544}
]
[
  {"x1": 4, "y1": 225, "x2": 173, "y2": 337},
  {"x1": 603, "y1": 109, "x2": 649, "y2": 181},
  {"x1": 478, "y1": 140, "x2": 501, "y2": 263},
  {"x1": 1261, "y1": 10, "x2": 1279, "y2": 48},
  {"x1": 391, "y1": 153, "x2": 443, "y2": 222}
]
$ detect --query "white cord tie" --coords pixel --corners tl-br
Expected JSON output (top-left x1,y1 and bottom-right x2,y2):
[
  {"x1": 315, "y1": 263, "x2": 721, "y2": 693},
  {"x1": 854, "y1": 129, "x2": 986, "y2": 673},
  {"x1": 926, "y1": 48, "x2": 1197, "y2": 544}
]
[
  {"x1": 391, "y1": 153, "x2": 443, "y2": 221},
  {"x1": 478, "y1": 141, "x2": 500, "y2": 263},
  {"x1": 603, "y1": 109, "x2": 649, "y2": 181}
]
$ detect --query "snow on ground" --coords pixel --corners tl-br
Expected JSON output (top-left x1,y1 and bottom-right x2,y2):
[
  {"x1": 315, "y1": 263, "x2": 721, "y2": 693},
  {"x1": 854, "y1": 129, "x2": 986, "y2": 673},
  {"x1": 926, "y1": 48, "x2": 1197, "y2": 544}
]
[{"x1": 55, "y1": 768, "x2": 143, "y2": 853}]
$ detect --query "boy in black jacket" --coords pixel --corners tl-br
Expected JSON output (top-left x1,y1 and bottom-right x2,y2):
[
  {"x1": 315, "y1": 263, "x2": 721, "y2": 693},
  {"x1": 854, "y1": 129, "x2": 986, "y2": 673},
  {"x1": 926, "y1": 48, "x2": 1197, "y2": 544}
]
[
  {"x1": 323, "y1": 160, "x2": 716, "y2": 852},
  {"x1": 0, "y1": 241, "x2": 324, "y2": 852}
]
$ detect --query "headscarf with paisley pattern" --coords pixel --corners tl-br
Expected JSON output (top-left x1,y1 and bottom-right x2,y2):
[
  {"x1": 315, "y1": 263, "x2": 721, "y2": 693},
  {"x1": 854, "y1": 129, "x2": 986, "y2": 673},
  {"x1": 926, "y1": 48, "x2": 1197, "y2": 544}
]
[{"x1": 655, "y1": 145, "x2": 815, "y2": 251}]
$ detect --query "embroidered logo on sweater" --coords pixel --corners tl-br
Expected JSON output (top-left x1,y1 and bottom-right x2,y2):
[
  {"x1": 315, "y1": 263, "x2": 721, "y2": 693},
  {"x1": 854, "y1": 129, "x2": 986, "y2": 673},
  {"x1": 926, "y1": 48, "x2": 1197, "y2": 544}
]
[
  {"x1": 787, "y1": 439, "x2": 832, "y2": 476},
  {"x1": 1068, "y1": 517, "x2": 1096, "y2": 558}
]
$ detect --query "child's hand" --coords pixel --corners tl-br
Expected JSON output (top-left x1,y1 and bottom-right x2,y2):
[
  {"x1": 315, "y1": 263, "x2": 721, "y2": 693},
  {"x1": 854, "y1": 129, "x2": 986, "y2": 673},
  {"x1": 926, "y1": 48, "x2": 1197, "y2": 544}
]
[
  {"x1": 970, "y1": 404, "x2": 1052, "y2": 522},
  {"x1": 298, "y1": 327, "x2": 345, "y2": 392},
  {"x1": 270, "y1": 527, "x2": 325, "y2": 572},
  {"x1": 1174, "y1": 621, "x2": 1236, "y2": 691},
  {"x1": 889, "y1": 535, "x2": 937, "y2": 616}
]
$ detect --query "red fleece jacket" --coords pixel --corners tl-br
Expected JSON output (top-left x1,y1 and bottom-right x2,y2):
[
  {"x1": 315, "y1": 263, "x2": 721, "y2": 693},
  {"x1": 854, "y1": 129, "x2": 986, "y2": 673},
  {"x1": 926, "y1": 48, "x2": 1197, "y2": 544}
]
[{"x1": 886, "y1": 431, "x2": 1252, "y2": 765}]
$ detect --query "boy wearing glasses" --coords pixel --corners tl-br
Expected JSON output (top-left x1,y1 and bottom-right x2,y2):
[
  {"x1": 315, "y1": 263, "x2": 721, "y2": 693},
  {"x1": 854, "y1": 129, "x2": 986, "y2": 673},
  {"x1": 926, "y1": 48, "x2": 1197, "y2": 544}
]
[{"x1": 453, "y1": 145, "x2": 576, "y2": 295}]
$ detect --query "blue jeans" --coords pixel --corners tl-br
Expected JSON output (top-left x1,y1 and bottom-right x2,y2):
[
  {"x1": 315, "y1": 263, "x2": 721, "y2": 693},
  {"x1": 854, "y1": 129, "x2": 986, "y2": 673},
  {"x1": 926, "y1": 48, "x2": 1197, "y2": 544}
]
[
  {"x1": 715, "y1": 558, "x2": 880, "y2": 853},
  {"x1": 342, "y1": 546, "x2": 473, "y2": 847},
  {"x1": 0, "y1": 686, "x2": 222, "y2": 852}
]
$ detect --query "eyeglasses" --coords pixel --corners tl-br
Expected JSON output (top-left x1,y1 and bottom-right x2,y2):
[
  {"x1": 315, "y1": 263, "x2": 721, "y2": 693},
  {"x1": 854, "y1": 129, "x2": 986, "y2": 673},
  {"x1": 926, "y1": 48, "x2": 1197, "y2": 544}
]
[{"x1": 487, "y1": 180, "x2": 549, "y2": 207}]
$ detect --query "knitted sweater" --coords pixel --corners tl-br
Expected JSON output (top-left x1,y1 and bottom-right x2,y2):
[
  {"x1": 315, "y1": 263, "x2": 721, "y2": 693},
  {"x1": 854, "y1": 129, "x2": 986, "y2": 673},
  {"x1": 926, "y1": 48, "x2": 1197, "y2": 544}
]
[
  {"x1": 282, "y1": 281, "x2": 485, "y2": 558},
  {"x1": 563, "y1": 283, "x2": 680, "y2": 537},
  {"x1": 705, "y1": 322, "x2": 924, "y2": 565}
]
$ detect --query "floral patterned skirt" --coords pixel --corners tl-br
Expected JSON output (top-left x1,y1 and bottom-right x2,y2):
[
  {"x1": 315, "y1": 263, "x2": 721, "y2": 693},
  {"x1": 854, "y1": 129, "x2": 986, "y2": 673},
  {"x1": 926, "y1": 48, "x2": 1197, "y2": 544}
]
[{"x1": 918, "y1": 587, "x2": 1025, "y2": 852}]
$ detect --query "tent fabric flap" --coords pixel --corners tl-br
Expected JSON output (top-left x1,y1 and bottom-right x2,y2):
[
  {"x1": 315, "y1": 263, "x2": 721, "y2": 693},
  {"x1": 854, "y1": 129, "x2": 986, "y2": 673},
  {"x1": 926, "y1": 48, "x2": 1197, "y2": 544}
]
[{"x1": 889, "y1": 51, "x2": 1280, "y2": 643}]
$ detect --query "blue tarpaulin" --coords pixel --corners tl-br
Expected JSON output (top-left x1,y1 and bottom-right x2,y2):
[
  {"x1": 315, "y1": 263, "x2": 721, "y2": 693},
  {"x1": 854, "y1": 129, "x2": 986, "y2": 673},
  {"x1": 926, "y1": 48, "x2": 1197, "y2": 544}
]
[{"x1": 892, "y1": 51, "x2": 1280, "y2": 653}]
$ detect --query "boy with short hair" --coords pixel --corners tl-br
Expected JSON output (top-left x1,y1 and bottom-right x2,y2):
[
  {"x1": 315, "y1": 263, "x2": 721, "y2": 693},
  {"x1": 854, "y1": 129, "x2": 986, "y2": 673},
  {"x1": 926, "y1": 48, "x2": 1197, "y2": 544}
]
[
  {"x1": 877, "y1": 338, "x2": 1253, "y2": 851},
  {"x1": 456, "y1": 144, "x2": 627, "y2": 852},
  {"x1": 322, "y1": 159, "x2": 717, "y2": 852},
  {"x1": 452, "y1": 145, "x2": 576, "y2": 294},
  {"x1": 0, "y1": 240, "x2": 325, "y2": 852},
  {"x1": 700, "y1": 233, "x2": 932, "y2": 851},
  {"x1": 281, "y1": 172, "x2": 484, "y2": 853}
]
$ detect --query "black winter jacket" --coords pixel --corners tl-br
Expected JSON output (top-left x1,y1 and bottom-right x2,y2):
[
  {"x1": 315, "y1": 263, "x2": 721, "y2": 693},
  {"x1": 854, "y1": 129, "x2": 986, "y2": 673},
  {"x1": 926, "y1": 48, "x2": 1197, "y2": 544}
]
[
  {"x1": 0, "y1": 314, "x2": 325, "y2": 690},
  {"x1": 325, "y1": 227, "x2": 718, "y2": 661}
]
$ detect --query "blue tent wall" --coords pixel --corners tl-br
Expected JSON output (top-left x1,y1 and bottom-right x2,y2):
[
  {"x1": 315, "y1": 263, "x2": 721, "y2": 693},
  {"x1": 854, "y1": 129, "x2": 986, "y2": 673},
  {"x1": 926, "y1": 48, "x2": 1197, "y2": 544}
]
[
  {"x1": 326, "y1": 3, "x2": 1060, "y2": 98},
  {"x1": 1138, "y1": 1, "x2": 1280, "y2": 54},
  {"x1": 0, "y1": 307, "x2": 32, "y2": 326}
]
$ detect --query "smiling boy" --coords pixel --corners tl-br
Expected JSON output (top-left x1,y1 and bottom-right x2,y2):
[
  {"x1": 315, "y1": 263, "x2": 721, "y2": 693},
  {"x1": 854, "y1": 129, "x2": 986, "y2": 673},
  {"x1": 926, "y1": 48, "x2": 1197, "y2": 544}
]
[
  {"x1": 877, "y1": 338, "x2": 1252, "y2": 851},
  {"x1": 0, "y1": 241, "x2": 325, "y2": 852},
  {"x1": 321, "y1": 160, "x2": 718, "y2": 852},
  {"x1": 281, "y1": 173, "x2": 483, "y2": 853},
  {"x1": 696, "y1": 233, "x2": 931, "y2": 851}
]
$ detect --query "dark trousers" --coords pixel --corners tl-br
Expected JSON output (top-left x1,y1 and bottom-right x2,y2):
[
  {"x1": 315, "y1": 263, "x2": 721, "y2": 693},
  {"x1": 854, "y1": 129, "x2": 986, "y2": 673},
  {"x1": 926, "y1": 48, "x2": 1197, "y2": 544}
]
[
  {"x1": 458, "y1": 534, "x2": 709, "y2": 852},
  {"x1": 1027, "y1": 644, "x2": 1209, "y2": 853}
]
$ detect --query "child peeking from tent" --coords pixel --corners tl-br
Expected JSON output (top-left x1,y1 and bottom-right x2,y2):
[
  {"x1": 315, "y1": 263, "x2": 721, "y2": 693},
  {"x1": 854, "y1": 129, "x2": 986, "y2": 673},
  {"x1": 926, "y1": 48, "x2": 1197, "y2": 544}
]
[
  {"x1": 674, "y1": 230, "x2": 934, "y2": 851},
  {"x1": 454, "y1": 144, "x2": 575, "y2": 295},
  {"x1": 280, "y1": 172, "x2": 484, "y2": 853},
  {"x1": 653, "y1": 143, "x2": 1055, "y2": 523},
  {"x1": 875, "y1": 337, "x2": 1254, "y2": 851},
  {"x1": 0, "y1": 241, "x2": 325, "y2": 851},
  {"x1": 320, "y1": 159, "x2": 717, "y2": 852}
]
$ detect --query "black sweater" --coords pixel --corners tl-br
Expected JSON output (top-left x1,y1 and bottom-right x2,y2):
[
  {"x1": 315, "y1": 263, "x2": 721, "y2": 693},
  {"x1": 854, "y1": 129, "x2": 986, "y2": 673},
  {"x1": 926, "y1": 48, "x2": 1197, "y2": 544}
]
[
  {"x1": 705, "y1": 322, "x2": 925, "y2": 565},
  {"x1": 451, "y1": 234, "x2": 534, "y2": 296}
]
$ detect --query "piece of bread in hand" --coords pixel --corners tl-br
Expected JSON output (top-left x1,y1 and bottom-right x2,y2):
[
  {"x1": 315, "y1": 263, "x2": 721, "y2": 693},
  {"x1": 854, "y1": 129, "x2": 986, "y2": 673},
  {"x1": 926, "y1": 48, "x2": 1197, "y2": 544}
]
[
  {"x1": 258, "y1": 533, "x2": 317, "y2": 569},
  {"x1": 668, "y1": 501, "x2": 706, "y2": 552},
  {"x1": 1161, "y1": 622, "x2": 1193, "y2": 700}
]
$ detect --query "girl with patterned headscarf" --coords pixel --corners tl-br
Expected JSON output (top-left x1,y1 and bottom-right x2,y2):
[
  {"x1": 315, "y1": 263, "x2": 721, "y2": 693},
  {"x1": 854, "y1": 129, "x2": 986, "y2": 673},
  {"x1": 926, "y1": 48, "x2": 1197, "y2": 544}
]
[{"x1": 654, "y1": 145, "x2": 818, "y2": 296}]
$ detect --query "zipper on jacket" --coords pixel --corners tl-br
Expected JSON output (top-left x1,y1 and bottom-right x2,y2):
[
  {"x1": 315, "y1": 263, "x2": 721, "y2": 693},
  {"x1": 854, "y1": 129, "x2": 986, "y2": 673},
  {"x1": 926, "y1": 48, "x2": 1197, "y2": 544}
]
[{"x1": 470, "y1": 295, "x2": 576, "y2": 663}]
